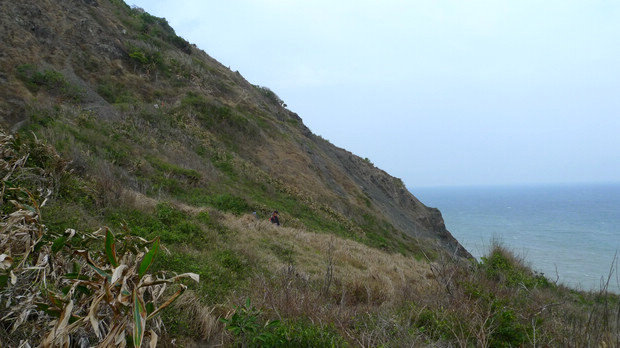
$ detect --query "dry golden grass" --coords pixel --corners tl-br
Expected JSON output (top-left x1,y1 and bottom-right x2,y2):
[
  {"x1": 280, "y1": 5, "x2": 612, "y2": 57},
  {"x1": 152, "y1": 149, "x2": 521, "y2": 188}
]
[
  {"x1": 225, "y1": 214, "x2": 433, "y2": 300},
  {"x1": 98, "y1": 194, "x2": 620, "y2": 347},
  {"x1": 171, "y1": 291, "x2": 222, "y2": 342}
]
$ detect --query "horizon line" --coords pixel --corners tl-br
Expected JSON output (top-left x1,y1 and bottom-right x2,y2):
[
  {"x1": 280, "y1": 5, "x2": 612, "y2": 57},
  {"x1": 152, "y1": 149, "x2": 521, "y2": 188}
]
[{"x1": 409, "y1": 180, "x2": 620, "y2": 190}]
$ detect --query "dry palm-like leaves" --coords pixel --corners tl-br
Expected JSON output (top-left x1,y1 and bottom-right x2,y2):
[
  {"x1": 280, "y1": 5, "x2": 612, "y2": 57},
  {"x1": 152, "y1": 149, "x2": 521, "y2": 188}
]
[
  {"x1": 0, "y1": 132, "x2": 52, "y2": 335},
  {"x1": 40, "y1": 230, "x2": 199, "y2": 347},
  {"x1": 0, "y1": 131, "x2": 199, "y2": 347}
]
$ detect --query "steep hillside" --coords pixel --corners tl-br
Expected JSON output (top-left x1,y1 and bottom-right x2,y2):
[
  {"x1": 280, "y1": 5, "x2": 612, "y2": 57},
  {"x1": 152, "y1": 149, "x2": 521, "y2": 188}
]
[
  {"x1": 2, "y1": 1, "x2": 618, "y2": 347},
  {"x1": 0, "y1": 0, "x2": 467, "y2": 258}
]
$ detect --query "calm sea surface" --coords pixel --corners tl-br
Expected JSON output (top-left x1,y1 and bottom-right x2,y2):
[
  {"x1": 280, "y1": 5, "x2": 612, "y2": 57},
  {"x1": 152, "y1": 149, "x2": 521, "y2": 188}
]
[{"x1": 411, "y1": 183, "x2": 620, "y2": 293}]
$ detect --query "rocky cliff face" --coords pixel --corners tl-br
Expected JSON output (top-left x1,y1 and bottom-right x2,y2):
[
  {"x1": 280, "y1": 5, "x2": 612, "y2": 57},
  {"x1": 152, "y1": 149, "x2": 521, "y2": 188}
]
[{"x1": 0, "y1": 0, "x2": 470, "y2": 258}]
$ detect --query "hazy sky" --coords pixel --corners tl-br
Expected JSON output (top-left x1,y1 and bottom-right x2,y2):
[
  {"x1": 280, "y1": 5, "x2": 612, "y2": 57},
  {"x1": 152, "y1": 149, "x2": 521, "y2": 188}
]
[{"x1": 130, "y1": 0, "x2": 620, "y2": 187}]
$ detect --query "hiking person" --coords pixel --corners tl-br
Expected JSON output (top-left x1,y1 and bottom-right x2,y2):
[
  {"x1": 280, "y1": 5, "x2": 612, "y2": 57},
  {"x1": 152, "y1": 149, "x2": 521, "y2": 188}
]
[{"x1": 269, "y1": 210, "x2": 280, "y2": 226}]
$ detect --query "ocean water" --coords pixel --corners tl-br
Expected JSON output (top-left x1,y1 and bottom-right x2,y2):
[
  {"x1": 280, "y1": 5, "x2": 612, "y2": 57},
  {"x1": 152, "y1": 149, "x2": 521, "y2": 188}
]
[{"x1": 411, "y1": 183, "x2": 620, "y2": 293}]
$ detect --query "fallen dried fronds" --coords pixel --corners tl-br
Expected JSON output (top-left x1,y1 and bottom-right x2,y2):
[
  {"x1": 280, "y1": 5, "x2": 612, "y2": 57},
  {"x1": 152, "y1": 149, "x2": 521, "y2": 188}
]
[{"x1": 0, "y1": 130, "x2": 199, "y2": 347}]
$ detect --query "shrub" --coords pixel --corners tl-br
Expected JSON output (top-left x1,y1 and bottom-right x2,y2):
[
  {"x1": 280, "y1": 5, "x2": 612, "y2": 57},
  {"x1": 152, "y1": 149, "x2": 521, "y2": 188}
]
[
  {"x1": 181, "y1": 91, "x2": 210, "y2": 112},
  {"x1": 16, "y1": 65, "x2": 83, "y2": 102},
  {"x1": 480, "y1": 245, "x2": 552, "y2": 289},
  {"x1": 182, "y1": 92, "x2": 253, "y2": 134},
  {"x1": 221, "y1": 298, "x2": 283, "y2": 346},
  {"x1": 271, "y1": 320, "x2": 346, "y2": 347},
  {"x1": 156, "y1": 202, "x2": 185, "y2": 225},
  {"x1": 147, "y1": 155, "x2": 202, "y2": 182},
  {"x1": 132, "y1": 10, "x2": 192, "y2": 53},
  {"x1": 97, "y1": 80, "x2": 135, "y2": 103},
  {"x1": 490, "y1": 307, "x2": 528, "y2": 347},
  {"x1": 127, "y1": 46, "x2": 166, "y2": 73},
  {"x1": 255, "y1": 85, "x2": 286, "y2": 107},
  {"x1": 210, "y1": 152, "x2": 236, "y2": 178},
  {"x1": 210, "y1": 194, "x2": 251, "y2": 215},
  {"x1": 217, "y1": 250, "x2": 245, "y2": 273},
  {"x1": 129, "y1": 49, "x2": 149, "y2": 65},
  {"x1": 413, "y1": 308, "x2": 454, "y2": 341}
]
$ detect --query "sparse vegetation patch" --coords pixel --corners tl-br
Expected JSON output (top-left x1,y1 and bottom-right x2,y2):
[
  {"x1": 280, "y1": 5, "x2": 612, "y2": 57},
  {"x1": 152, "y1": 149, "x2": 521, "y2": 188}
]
[{"x1": 16, "y1": 65, "x2": 83, "y2": 102}]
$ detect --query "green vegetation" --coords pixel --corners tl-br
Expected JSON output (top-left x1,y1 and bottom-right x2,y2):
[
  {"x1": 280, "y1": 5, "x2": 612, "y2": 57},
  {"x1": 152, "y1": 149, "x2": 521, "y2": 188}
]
[
  {"x1": 255, "y1": 85, "x2": 286, "y2": 107},
  {"x1": 481, "y1": 245, "x2": 552, "y2": 289},
  {"x1": 221, "y1": 298, "x2": 283, "y2": 346},
  {"x1": 147, "y1": 155, "x2": 202, "y2": 182},
  {"x1": 134, "y1": 9, "x2": 191, "y2": 52},
  {"x1": 361, "y1": 213, "x2": 408, "y2": 253},
  {"x1": 106, "y1": 204, "x2": 202, "y2": 244},
  {"x1": 97, "y1": 80, "x2": 136, "y2": 104},
  {"x1": 127, "y1": 45, "x2": 167, "y2": 74},
  {"x1": 16, "y1": 65, "x2": 83, "y2": 102},
  {"x1": 0, "y1": 131, "x2": 196, "y2": 347},
  {"x1": 6, "y1": 83, "x2": 620, "y2": 348},
  {"x1": 208, "y1": 194, "x2": 251, "y2": 214},
  {"x1": 155, "y1": 247, "x2": 251, "y2": 303},
  {"x1": 221, "y1": 298, "x2": 345, "y2": 347},
  {"x1": 180, "y1": 92, "x2": 259, "y2": 141}
]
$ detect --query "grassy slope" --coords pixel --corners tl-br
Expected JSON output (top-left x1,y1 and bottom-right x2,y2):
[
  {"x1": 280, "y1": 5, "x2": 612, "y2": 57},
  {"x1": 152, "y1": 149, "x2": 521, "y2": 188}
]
[
  {"x1": 2, "y1": 0, "x2": 468, "y2": 256},
  {"x1": 3, "y1": 136, "x2": 619, "y2": 346},
  {"x1": 1, "y1": 0, "x2": 619, "y2": 346}
]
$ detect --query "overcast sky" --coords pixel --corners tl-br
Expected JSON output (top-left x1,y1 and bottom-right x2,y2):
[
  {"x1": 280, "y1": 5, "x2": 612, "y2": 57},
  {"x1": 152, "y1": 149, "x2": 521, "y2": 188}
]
[{"x1": 130, "y1": 0, "x2": 620, "y2": 187}]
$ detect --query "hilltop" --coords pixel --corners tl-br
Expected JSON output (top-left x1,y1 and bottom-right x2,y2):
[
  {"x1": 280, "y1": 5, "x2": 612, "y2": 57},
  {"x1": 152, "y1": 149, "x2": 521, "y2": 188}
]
[{"x1": 0, "y1": 1, "x2": 618, "y2": 347}]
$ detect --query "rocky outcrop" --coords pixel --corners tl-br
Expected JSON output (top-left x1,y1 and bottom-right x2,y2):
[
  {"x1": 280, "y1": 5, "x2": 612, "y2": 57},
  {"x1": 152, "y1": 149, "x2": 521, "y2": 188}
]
[{"x1": 313, "y1": 138, "x2": 471, "y2": 257}]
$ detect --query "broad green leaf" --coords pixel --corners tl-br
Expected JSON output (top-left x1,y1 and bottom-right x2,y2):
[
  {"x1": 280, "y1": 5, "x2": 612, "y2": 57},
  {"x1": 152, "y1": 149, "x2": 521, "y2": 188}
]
[
  {"x1": 47, "y1": 292, "x2": 63, "y2": 308},
  {"x1": 51, "y1": 236, "x2": 67, "y2": 253},
  {"x1": 22, "y1": 203, "x2": 36, "y2": 213},
  {"x1": 133, "y1": 290, "x2": 147, "y2": 348},
  {"x1": 33, "y1": 239, "x2": 46, "y2": 252},
  {"x1": 105, "y1": 228, "x2": 119, "y2": 267},
  {"x1": 68, "y1": 314, "x2": 80, "y2": 324},
  {"x1": 76, "y1": 285, "x2": 91, "y2": 296},
  {"x1": 36, "y1": 303, "x2": 61, "y2": 317},
  {"x1": 86, "y1": 260, "x2": 110, "y2": 280},
  {"x1": 265, "y1": 320, "x2": 281, "y2": 329},
  {"x1": 64, "y1": 272, "x2": 78, "y2": 279},
  {"x1": 138, "y1": 237, "x2": 159, "y2": 278},
  {"x1": 76, "y1": 250, "x2": 111, "y2": 280},
  {"x1": 119, "y1": 279, "x2": 132, "y2": 306},
  {"x1": 64, "y1": 273, "x2": 90, "y2": 281}
]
